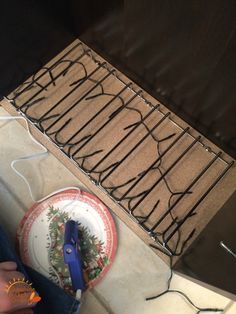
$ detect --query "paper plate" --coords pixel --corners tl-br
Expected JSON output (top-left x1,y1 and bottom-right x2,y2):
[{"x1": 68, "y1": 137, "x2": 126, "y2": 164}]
[{"x1": 16, "y1": 189, "x2": 117, "y2": 295}]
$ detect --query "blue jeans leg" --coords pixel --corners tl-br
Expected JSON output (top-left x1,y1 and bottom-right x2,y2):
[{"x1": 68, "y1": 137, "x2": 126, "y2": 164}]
[{"x1": 0, "y1": 226, "x2": 80, "y2": 314}]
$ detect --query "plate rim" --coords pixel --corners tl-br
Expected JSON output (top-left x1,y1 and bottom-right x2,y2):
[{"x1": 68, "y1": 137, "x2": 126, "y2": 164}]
[{"x1": 16, "y1": 188, "x2": 118, "y2": 289}]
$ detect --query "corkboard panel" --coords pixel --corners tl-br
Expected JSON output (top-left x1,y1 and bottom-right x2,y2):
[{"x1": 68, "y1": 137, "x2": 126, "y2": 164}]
[{"x1": 2, "y1": 39, "x2": 235, "y2": 264}]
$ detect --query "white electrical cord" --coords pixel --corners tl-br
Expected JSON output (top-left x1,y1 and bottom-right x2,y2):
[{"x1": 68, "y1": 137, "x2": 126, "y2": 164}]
[{"x1": 0, "y1": 115, "x2": 81, "y2": 203}]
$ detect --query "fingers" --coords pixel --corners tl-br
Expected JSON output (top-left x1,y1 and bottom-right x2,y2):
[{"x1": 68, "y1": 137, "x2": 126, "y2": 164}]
[
  {"x1": 3, "y1": 270, "x2": 25, "y2": 283},
  {"x1": 0, "y1": 262, "x2": 17, "y2": 271},
  {"x1": 0, "y1": 264, "x2": 37, "y2": 314}
]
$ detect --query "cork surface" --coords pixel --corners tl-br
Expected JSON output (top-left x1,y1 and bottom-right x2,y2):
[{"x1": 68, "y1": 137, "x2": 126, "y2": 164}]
[{"x1": 2, "y1": 39, "x2": 236, "y2": 264}]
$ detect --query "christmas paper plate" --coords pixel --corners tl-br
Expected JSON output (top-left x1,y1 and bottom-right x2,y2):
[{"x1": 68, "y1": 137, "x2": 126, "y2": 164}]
[{"x1": 16, "y1": 189, "x2": 117, "y2": 295}]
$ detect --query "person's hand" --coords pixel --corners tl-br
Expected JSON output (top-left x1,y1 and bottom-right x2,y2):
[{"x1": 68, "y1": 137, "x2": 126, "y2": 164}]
[{"x1": 0, "y1": 261, "x2": 34, "y2": 314}]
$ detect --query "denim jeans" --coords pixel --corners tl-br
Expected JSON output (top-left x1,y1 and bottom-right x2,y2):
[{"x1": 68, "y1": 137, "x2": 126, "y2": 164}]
[{"x1": 0, "y1": 226, "x2": 80, "y2": 314}]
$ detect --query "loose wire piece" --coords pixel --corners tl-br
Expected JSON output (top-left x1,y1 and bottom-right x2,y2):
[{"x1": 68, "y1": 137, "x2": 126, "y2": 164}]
[
  {"x1": 146, "y1": 258, "x2": 223, "y2": 313},
  {"x1": 146, "y1": 223, "x2": 224, "y2": 314}
]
